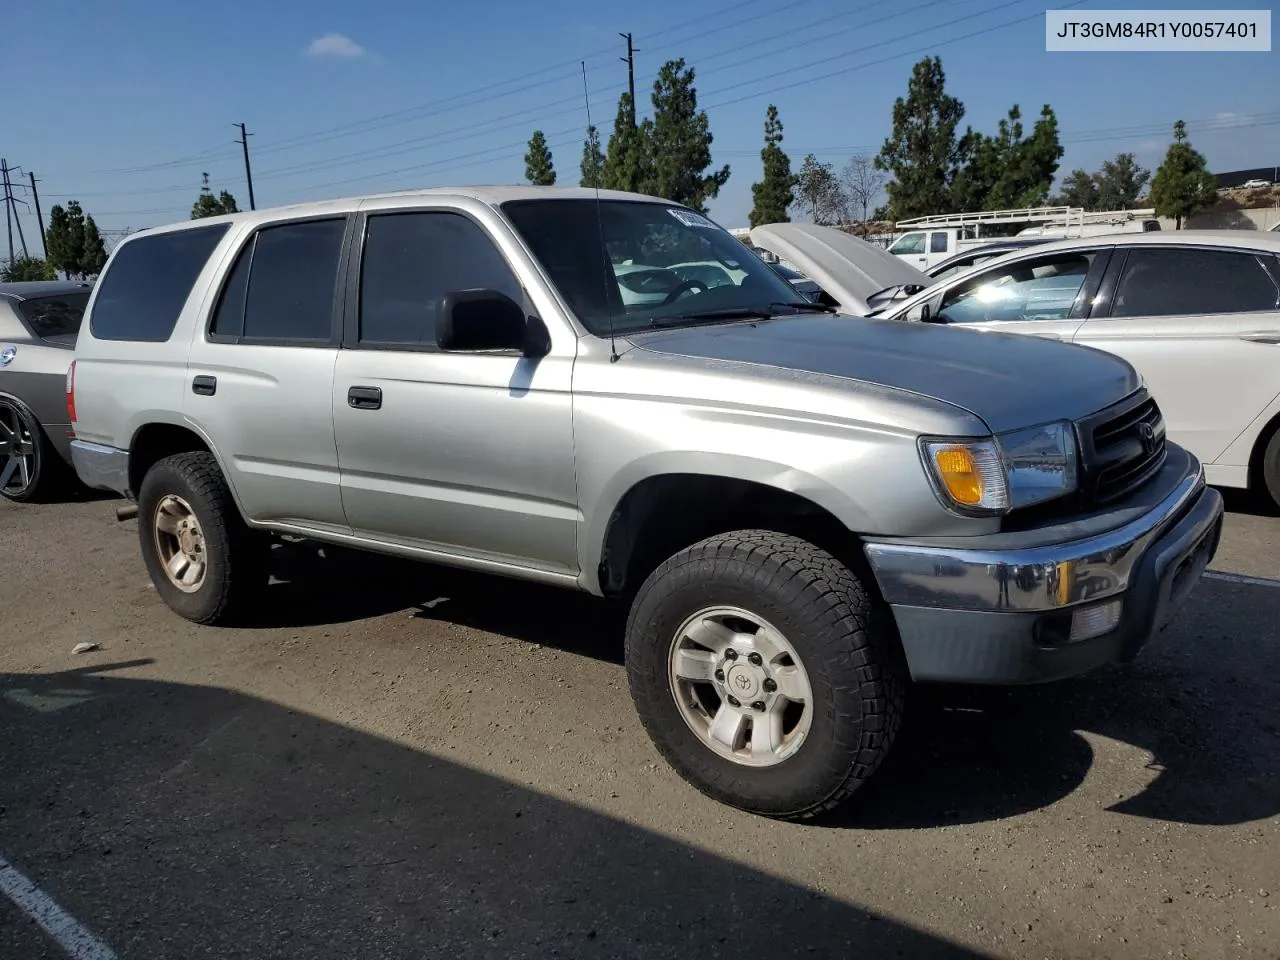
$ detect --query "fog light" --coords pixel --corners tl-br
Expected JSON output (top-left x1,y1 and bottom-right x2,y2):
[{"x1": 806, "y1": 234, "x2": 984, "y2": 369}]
[{"x1": 1068, "y1": 599, "x2": 1123, "y2": 642}]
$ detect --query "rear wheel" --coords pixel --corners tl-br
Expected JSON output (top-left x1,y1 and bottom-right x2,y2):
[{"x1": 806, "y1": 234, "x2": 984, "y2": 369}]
[
  {"x1": 625, "y1": 530, "x2": 906, "y2": 820},
  {"x1": 0, "y1": 397, "x2": 67, "y2": 504},
  {"x1": 137, "y1": 451, "x2": 269, "y2": 624},
  {"x1": 1259, "y1": 424, "x2": 1280, "y2": 512}
]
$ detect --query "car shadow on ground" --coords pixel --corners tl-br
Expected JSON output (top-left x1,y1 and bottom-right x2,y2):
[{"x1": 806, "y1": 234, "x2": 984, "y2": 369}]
[
  {"x1": 0, "y1": 662, "x2": 989, "y2": 960},
  {"x1": 237, "y1": 542, "x2": 1280, "y2": 835}
]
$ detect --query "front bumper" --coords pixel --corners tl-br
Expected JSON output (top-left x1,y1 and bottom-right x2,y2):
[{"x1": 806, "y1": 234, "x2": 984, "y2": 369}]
[{"x1": 863, "y1": 451, "x2": 1223, "y2": 684}]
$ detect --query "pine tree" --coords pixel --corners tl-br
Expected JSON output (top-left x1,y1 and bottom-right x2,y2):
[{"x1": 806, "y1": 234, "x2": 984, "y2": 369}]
[
  {"x1": 80, "y1": 216, "x2": 108, "y2": 276},
  {"x1": 524, "y1": 130, "x2": 557, "y2": 186},
  {"x1": 1149, "y1": 121, "x2": 1217, "y2": 228},
  {"x1": 580, "y1": 125, "x2": 605, "y2": 188},
  {"x1": 646, "y1": 59, "x2": 729, "y2": 213},
  {"x1": 191, "y1": 173, "x2": 239, "y2": 219},
  {"x1": 749, "y1": 104, "x2": 794, "y2": 227},
  {"x1": 876, "y1": 56, "x2": 966, "y2": 219},
  {"x1": 602, "y1": 93, "x2": 652, "y2": 194}
]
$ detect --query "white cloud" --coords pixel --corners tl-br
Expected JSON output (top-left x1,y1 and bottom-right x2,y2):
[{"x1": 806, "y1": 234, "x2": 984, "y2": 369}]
[{"x1": 306, "y1": 33, "x2": 366, "y2": 58}]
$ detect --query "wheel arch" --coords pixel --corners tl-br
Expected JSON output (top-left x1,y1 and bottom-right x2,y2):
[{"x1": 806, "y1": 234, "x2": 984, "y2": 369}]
[
  {"x1": 127, "y1": 417, "x2": 244, "y2": 515},
  {"x1": 586, "y1": 457, "x2": 874, "y2": 600}
]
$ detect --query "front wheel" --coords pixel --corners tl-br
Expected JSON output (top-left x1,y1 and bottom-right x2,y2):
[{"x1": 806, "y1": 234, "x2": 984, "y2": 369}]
[{"x1": 625, "y1": 530, "x2": 906, "y2": 820}]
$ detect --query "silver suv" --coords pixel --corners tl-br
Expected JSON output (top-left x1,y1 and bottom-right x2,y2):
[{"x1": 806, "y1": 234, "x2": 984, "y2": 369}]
[{"x1": 67, "y1": 187, "x2": 1223, "y2": 819}]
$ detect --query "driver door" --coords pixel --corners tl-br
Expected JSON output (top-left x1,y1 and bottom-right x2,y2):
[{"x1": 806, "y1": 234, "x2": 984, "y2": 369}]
[{"x1": 920, "y1": 247, "x2": 1113, "y2": 342}]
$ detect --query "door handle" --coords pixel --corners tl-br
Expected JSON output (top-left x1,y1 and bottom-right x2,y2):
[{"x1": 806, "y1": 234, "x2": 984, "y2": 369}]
[
  {"x1": 192, "y1": 375, "x2": 217, "y2": 396},
  {"x1": 1238, "y1": 332, "x2": 1280, "y2": 345},
  {"x1": 1035, "y1": 332, "x2": 1062, "y2": 340},
  {"x1": 347, "y1": 385, "x2": 382, "y2": 410}
]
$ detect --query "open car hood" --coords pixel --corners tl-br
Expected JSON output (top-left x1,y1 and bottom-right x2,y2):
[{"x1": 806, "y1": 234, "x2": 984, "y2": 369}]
[{"x1": 748, "y1": 222, "x2": 930, "y2": 315}]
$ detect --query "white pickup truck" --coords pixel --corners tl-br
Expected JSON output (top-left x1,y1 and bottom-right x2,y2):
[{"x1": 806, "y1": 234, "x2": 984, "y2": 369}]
[{"x1": 886, "y1": 207, "x2": 1162, "y2": 270}]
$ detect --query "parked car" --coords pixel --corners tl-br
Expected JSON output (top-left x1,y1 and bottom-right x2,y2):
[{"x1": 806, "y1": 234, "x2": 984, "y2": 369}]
[
  {"x1": 1241, "y1": 178, "x2": 1273, "y2": 189},
  {"x1": 0, "y1": 280, "x2": 92, "y2": 502},
  {"x1": 751, "y1": 225, "x2": 1280, "y2": 509},
  {"x1": 68, "y1": 188, "x2": 1221, "y2": 820}
]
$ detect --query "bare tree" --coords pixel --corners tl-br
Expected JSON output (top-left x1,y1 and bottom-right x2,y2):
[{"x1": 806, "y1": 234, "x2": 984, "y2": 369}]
[{"x1": 841, "y1": 154, "x2": 886, "y2": 235}]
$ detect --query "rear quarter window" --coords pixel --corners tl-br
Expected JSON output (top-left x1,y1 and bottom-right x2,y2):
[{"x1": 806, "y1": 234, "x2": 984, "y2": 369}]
[
  {"x1": 17, "y1": 292, "x2": 90, "y2": 339},
  {"x1": 89, "y1": 223, "x2": 230, "y2": 342}
]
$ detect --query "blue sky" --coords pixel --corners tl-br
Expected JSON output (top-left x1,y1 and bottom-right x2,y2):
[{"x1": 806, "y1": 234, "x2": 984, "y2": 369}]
[{"x1": 2, "y1": 0, "x2": 1276, "y2": 247}]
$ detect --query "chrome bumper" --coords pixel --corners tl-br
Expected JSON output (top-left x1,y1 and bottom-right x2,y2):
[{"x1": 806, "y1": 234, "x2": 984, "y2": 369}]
[
  {"x1": 862, "y1": 454, "x2": 1224, "y2": 684},
  {"x1": 70, "y1": 439, "x2": 130, "y2": 495},
  {"x1": 864, "y1": 464, "x2": 1210, "y2": 614}
]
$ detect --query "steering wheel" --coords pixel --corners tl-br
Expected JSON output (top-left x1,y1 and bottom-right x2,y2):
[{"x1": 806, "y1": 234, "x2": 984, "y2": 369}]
[{"x1": 661, "y1": 279, "x2": 708, "y2": 305}]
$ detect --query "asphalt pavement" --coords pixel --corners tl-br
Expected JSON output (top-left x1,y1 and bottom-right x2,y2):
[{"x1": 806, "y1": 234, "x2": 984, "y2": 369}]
[{"x1": 1, "y1": 489, "x2": 1277, "y2": 959}]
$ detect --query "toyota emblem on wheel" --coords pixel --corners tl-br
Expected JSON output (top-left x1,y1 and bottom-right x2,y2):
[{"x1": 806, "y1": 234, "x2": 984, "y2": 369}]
[{"x1": 733, "y1": 673, "x2": 751, "y2": 691}]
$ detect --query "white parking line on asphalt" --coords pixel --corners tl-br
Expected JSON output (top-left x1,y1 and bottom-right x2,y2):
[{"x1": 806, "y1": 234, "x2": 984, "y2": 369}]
[
  {"x1": 1204, "y1": 570, "x2": 1280, "y2": 589},
  {"x1": 0, "y1": 855, "x2": 118, "y2": 960}
]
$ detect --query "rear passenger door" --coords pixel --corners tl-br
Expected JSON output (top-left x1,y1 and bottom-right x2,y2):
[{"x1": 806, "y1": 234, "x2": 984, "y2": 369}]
[
  {"x1": 330, "y1": 202, "x2": 578, "y2": 574},
  {"x1": 1074, "y1": 244, "x2": 1280, "y2": 467},
  {"x1": 185, "y1": 214, "x2": 354, "y2": 533}
]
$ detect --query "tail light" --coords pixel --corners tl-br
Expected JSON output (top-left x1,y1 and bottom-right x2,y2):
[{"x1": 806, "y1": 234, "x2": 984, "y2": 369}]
[{"x1": 66, "y1": 360, "x2": 77, "y2": 424}]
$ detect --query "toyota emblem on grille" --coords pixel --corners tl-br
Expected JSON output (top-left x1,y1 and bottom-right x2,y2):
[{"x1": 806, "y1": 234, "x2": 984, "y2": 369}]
[{"x1": 1137, "y1": 421, "x2": 1157, "y2": 454}]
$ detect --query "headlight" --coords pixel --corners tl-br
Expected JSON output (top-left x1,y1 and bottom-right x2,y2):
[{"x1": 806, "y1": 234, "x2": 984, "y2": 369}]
[{"x1": 922, "y1": 420, "x2": 1078, "y2": 515}]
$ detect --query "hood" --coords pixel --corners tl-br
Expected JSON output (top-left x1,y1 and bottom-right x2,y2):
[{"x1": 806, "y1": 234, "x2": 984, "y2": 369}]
[
  {"x1": 632, "y1": 314, "x2": 1140, "y2": 434},
  {"x1": 749, "y1": 222, "x2": 929, "y2": 314}
]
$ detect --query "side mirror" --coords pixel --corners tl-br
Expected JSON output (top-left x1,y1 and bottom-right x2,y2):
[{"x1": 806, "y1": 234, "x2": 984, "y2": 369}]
[{"x1": 437, "y1": 289, "x2": 546, "y2": 356}]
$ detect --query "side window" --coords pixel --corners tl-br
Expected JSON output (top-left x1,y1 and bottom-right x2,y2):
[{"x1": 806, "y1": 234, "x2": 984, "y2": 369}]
[
  {"x1": 891, "y1": 232, "x2": 925, "y2": 255},
  {"x1": 939, "y1": 252, "x2": 1096, "y2": 324},
  {"x1": 90, "y1": 224, "x2": 229, "y2": 342},
  {"x1": 210, "y1": 239, "x2": 252, "y2": 338},
  {"x1": 358, "y1": 211, "x2": 522, "y2": 346},
  {"x1": 930, "y1": 232, "x2": 949, "y2": 254},
  {"x1": 1111, "y1": 248, "x2": 1280, "y2": 318},
  {"x1": 17, "y1": 293, "x2": 90, "y2": 339},
  {"x1": 242, "y1": 219, "x2": 346, "y2": 341}
]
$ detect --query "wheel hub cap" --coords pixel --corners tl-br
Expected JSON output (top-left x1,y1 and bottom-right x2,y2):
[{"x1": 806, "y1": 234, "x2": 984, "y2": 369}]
[{"x1": 667, "y1": 606, "x2": 814, "y2": 768}]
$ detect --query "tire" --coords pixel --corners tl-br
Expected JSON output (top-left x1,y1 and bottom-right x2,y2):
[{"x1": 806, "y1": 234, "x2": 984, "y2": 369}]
[
  {"x1": 625, "y1": 529, "x2": 906, "y2": 820},
  {"x1": 0, "y1": 396, "x2": 68, "y2": 504},
  {"x1": 1258, "y1": 425, "x2": 1280, "y2": 512},
  {"x1": 136, "y1": 451, "x2": 268, "y2": 624}
]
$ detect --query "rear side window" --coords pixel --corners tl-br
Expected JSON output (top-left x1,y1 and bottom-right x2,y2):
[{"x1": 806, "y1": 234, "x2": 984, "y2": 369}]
[
  {"x1": 209, "y1": 218, "x2": 346, "y2": 342},
  {"x1": 90, "y1": 224, "x2": 229, "y2": 342},
  {"x1": 930, "y1": 232, "x2": 949, "y2": 253},
  {"x1": 17, "y1": 292, "x2": 90, "y2": 339},
  {"x1": 1111, "y1": 248, "x2": 1280, "y2": 318}
]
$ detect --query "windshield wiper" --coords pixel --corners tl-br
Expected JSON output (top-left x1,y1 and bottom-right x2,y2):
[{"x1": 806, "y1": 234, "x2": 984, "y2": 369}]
[
  {"x1": 649, "y1": 307, "x2": 773, "y2": 327},
  {"x1": 649, "y1": 301, "x2": 836, "y2": 328},
  {"x1": 770, "y1": 300, "x2": 837, "y2": 313}
]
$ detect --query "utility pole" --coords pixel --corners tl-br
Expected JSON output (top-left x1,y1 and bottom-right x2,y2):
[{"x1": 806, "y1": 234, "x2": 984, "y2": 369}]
[
  {"x1": 2, "y1": 159, "x2": 12, "y2": 265},
  {"x1": 235, "y1": 122, "x2": 256, "y2": 210},
  {"x1": 619, "y1": 32, "x2": 637, "y2": 128},
  {"x1": 28, "y1": 172, "x2": 47, "y2": 259}
]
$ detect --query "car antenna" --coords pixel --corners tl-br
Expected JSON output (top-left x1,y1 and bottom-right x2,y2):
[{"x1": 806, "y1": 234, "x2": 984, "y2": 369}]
[{"x1": 582, "y1": 60, "x2": 619, "y2": 363}]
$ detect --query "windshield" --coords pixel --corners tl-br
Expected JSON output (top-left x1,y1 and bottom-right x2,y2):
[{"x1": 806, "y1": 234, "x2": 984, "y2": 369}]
[
  {"x1": 17, "y1": 292, "x2": 90, "y2": 339},
  {"x1": 500, "y1": 199, "x2": 803, "y2": 335}
]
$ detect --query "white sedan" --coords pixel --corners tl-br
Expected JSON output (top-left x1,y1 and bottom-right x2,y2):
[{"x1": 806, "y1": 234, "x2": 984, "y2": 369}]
[{"x1": 749, "y1": 224, "x2": 1280, "y2": 508}]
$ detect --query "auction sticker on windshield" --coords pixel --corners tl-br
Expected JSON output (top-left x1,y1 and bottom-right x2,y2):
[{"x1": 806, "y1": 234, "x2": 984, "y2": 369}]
[
  {"x1": 668, "y1": 209, "x2": 719, "y2": 229},
  {"x1": 1046, "y1": 9, "x2": 1271, "y2": 50}
]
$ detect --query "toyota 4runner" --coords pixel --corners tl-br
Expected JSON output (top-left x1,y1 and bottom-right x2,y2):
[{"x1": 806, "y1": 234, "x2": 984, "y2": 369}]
[{"x1": 66, "y1": 187, "x2": 1224, "y2": 819}]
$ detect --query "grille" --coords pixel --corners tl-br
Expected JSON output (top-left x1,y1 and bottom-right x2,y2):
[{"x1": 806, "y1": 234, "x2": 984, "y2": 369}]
[{"x1": 1077, "y1": 390, "x2": 1167, "y2": 505}]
